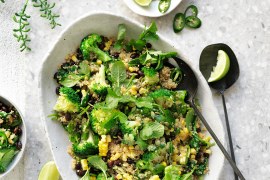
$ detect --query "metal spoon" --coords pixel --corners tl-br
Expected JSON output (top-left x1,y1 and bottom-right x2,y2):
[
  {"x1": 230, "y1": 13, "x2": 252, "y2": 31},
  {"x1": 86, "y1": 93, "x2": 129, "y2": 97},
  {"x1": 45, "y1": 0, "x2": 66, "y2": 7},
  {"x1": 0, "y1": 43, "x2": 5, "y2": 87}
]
[
  {"x1": 170, "y1": 57, "x2": 245, "y2": 180},
  {"x1": 199, "y1": 43, "x2": 240, "y2": 180}
]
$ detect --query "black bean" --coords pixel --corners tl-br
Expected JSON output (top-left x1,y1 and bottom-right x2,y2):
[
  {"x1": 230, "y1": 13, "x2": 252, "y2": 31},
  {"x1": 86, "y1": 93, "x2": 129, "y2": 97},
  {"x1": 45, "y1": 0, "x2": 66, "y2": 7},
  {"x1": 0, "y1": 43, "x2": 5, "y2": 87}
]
[
  {"x1": 146, "y1": 43, "x2": 152, "y2": 48},
  {"x1": 75, "y1": 162, "x2": 82, "y2": 170},
  {"x1": 14, "y1": 127, "x2": 22, "y2": 136},
  {"x1": 65, "y1": 113, "x2": 72, "y2": 121},
  {"x1": 102, "y1": 157, "x2": 108, "y2": 162},
  {"x1": 61, "y1": 62, "x2": 70, "y2": 68},
  {"x1": 69, "y1": 61, "x2": 76, "y2": 65},
  {"x1": 53, "y1": 72, "x2": 58, "y2": 80},
  {"x1": 98, "y1": 43, "x2": 105, "y2": 50},
  {"x1": 55, "y1": 87, "x2": 60, "y2": 95},
  {"x1": 114, "y1": 159, "x2": 122, "y2": 166},
  {"x1": 127, "y1": 158, "x2": 134, "y2": 164},
  {"x1": 76, "y1": 169, "x2": 86, "y2": 177},
  {"x1": 130, "y1": 52, "x2": 139, "y2": 59},
  {"x1": 204, "y1": 153, "x2": 210, "y2": 158},
  {"x1": 137, "y1": 70, "x2": 144, "y2": 76},
  {"x1": 15, "y1": 141, "x2": 22, "y2": 150},
  {"x1": 107, "y1": 161, "x2": 114, "y2": 168},
  {"x1": 112, "y1": 52, "x2": 120, "y2": 58},
  {"x1": 196, "y1": 128, "x2": 201, "y2": 133}
]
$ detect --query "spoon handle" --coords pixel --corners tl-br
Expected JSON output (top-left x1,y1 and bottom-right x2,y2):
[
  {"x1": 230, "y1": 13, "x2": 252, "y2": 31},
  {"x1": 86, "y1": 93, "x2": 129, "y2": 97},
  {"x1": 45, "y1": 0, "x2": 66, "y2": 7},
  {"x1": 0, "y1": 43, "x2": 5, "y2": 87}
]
[
  {"x1": 190, "y1": 101, "x2": 245, "y2": 180},
  {"x1": 220, "y1": 92, "x2": 238, "y2": 180}
]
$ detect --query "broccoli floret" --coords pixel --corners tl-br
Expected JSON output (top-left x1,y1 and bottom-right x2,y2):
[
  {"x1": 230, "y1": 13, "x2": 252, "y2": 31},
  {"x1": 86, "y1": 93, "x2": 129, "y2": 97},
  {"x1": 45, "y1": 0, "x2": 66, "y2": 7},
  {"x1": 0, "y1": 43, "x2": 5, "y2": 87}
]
[
  {"x1": 54, "y1": 87, "x2": 80, "y2": 113},
  {"x1": 163, "y1": 165, "x2": 181, "y2": 180},
  {"x1": 72, "y1": 118, "x2": 99, "y2": 157},
  {"x1": 119, "y1": 120, "x2": 141, "y2": 135},
  {"x1": 80, "y1": 34, "x2": 111, "y2": 62},
  {"x1": 142, "y1": 67, "x2": 159, "y2": 86},
  {"x1": 89, "y1": 65, "x2": 109, "y2": 95},
  {"x1": 72, "y1": 131, "x2": 99, "y2": 157},
  {"x1": 150, "y1": 89, "x2": 174, "y2": 109},
  {"x1": 122, "y1": 134, "x2": 135, "y2": 146},
  {"x1": 90, "y1": 108, "x2": 119, "y2": 135}
]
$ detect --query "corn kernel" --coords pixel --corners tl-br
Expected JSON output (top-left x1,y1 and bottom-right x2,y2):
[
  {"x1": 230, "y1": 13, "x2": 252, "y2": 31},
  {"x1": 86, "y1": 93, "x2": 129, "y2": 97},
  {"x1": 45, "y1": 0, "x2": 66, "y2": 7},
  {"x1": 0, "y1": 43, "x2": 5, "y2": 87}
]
[
  {"x1": 116, "y1": 174, "x2": 122, "y2": 179},
  {"x1": 104, "y1": 40, "x2": 112, "y2": 51},
  {"x1": 131, "y1": 85, "x2": 137, "y2": 90},
  {"x1": 106, "y1": 135, "x2": 112, "y2": 142},
  {"x1": 179, "y1": 157, "x2": 187, "y2": 165},
  {"x1": 190, "y1": 155, "x2": 196, "y2": 160},
  {"x1": 5, "y1": 131, "x2": 11, "y2": 138},
  {"x1": 161, "y1": 162, "x2": 167, "y2": 166},
  {"x1": 130, "y1": 89, "x2": 137, "y2": 95},
  {"x1": 149, "y1": 175, "x2": 160, "y2": 180},
  {"x1": 90, "y1": 176, "x2": 96, "y2": 180},
  {"x1": 172, "y1": 162, "x2": 177, "y2": 165},
  {"x1": 81, "y1": 159, "x2": 88, "y2": 170},
  {"x1": 205, "y1": 149, "x2": 212, "y2": 154},
  {"x1": 71, "y1": 55, "x2": 78, "y2": 62},
  {"x1": 96, "y1": 60, "x2": 102, "y2": 65},
  {"x1": 128, "y1": 67, "x2": 135, "y2": 72},
  {"x1": 190, "y1": 148, "x2": 197, "y2": 155},
  {"x1": 110, "y1": 153, "x2": 122, "y2": 161},
  {"x1": 139, "y1": 88, "x2": 148, "y2": 94}
]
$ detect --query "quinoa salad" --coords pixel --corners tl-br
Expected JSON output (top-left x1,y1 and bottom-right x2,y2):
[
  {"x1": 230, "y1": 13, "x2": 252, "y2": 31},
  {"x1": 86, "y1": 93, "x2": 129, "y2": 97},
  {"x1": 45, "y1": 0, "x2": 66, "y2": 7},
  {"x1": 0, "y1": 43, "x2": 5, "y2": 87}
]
[
  {"x1": 52, "y1": 22, "x2": 213, "y2": 180},
  {"x1": 0, "y1": 101, "x2": 23, "y2": 173}
]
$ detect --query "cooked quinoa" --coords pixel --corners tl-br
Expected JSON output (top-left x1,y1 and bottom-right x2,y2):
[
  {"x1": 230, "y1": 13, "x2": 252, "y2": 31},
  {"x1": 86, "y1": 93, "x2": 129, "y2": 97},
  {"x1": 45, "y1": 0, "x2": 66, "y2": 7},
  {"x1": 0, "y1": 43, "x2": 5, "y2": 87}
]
[{"x1": 52, "y1": 22, "x2": 213, "y2": 179}]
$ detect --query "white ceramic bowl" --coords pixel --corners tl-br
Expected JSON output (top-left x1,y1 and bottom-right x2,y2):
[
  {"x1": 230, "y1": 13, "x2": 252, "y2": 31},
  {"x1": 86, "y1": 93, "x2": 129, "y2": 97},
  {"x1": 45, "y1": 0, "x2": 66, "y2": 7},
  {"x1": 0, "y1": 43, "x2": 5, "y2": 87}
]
[
  {"x1": 0, "y1": 95, "x2": 27, "y2": 179},
  {"x1": 39, "y1": 12, "x2": 225, "y2": 180},
  {"x1": 123, "y1": 0, "x2": 182, "y2": 17}
]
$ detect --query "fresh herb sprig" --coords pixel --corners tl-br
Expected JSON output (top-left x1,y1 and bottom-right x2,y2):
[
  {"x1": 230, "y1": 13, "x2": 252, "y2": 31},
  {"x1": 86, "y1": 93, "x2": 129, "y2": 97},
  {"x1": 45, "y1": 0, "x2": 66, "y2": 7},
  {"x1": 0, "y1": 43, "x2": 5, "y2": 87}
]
[
  {"x1": 13, "y1": 0, "x2": 31, "y2": 52},
  {"x1": 1, "y1": 0, "x2": 5, "y2": 3},
  {"x1": 32, "y1": 0, "x2": 61, "y2": 29}
]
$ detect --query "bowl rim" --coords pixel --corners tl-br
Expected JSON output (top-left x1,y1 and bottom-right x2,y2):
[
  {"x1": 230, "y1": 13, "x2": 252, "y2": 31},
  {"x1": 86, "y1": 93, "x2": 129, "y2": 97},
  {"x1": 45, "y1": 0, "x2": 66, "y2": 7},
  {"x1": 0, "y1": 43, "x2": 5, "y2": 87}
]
[
  {"x1": 38, "y1": 11, "x2": 225, "y2": 179},
  {"x1": 0, "y1": 95, "x2": 27, "y2": 178}
]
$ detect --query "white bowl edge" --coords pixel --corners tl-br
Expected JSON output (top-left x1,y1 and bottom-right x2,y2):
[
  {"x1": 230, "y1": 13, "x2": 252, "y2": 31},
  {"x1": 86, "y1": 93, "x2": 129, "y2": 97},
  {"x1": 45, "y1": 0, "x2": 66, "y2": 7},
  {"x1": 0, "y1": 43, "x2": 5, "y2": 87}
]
[
  {"x1": 38, "y1": 11, "x2": 225, "y2": 180},
  {"x1": 0, "y1": 95, "x2": 27, "y2": 179}
]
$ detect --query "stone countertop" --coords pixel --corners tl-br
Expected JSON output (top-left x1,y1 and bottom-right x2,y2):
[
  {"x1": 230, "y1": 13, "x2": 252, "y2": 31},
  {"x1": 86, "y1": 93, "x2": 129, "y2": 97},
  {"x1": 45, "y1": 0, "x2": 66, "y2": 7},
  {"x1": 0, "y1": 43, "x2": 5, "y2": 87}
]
[{"x1": 0, "y1": 0, "x2": 270, "y2": 179}]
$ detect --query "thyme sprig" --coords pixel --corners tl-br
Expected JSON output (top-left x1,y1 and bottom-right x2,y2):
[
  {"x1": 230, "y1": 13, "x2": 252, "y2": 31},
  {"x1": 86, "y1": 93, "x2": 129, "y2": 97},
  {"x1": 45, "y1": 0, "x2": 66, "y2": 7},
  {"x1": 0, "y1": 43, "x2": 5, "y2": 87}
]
[
  {"x1": 13, "y1": 0, "x2": 31, "y2": 52},
  {"x1": 32, "y1": 0, "x2": 61, "y2": 29}
]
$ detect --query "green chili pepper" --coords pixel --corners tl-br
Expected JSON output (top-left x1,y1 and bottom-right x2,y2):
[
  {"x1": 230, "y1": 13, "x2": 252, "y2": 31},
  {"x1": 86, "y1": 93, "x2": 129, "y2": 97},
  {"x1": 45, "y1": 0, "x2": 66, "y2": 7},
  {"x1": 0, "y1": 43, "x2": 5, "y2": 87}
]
[
  {"x1": 173, "y1": 13, "x2": 185, "y2": 33},
  {"x1": 158, "y1": 0, "x2": 171, "y2": 13},
  {"x1": 185, "y1": 16, "x2": 202, "y2": 28},
  {"x1": 0, "y1": 131, "x2": 8, "y2": 147},
  {"x1": 184, "y1": 5, "x2": 198, "y2": 17}
]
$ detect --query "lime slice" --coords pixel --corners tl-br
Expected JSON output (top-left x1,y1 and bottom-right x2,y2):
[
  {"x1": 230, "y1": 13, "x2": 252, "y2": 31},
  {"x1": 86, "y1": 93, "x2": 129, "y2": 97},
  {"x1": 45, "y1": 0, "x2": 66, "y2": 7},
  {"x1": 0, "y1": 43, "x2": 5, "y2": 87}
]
[
  {"x1": 134, "y1": 0, "x2": 152, "y2": 6},
  {"x1": 38, "y1": 161, "x2": 60, "y2": 180},
  {"x1": 208, "y1": 50, "x2": 230, "y2": 82}
]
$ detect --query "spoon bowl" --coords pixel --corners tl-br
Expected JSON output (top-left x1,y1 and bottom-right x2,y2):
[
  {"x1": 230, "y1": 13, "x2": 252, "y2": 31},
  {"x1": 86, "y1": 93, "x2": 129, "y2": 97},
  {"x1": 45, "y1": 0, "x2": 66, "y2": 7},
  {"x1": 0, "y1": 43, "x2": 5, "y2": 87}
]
[
  {"x1": 170, "y1": 57, "x2": 245, "y2": 180},
  {"x1": 199, "y1": 43, "x2": 240, "y2": 91}
]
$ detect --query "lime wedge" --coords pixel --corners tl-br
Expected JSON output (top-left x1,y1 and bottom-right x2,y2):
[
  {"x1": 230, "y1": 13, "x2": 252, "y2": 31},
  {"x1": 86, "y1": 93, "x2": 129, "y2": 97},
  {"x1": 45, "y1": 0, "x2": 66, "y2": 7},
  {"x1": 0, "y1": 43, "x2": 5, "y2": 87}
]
[
  {"x1": 134, "y1": 0, "x2": 152, "y2": 6},
  {"x1": 208, "y1": 50, "x2": 230, "y2": 82},
  {"x1": 38, "y1": 161, "x2": 60, "y2": 180}
]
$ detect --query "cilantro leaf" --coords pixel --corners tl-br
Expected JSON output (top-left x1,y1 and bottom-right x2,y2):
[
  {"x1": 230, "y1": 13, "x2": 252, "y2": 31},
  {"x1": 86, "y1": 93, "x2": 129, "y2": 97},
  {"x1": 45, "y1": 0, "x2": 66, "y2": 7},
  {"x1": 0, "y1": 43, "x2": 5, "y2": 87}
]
[{"x1": 87, "y1": 155, "x2": 108, "y2": 179}]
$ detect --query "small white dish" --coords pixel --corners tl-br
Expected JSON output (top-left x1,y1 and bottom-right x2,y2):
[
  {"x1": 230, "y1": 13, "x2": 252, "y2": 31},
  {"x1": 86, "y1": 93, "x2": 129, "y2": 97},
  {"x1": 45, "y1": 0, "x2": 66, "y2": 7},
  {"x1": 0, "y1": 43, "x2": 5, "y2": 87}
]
[
  {"x1": 39, "y1": 12, "x2": 225, "y2": 180},
  {"x1": 0, "y1": 95, "x2": 27, "y2": 179},
  {"x1": 123, "y1": 0, "x2": 182, "y2": 17}
]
